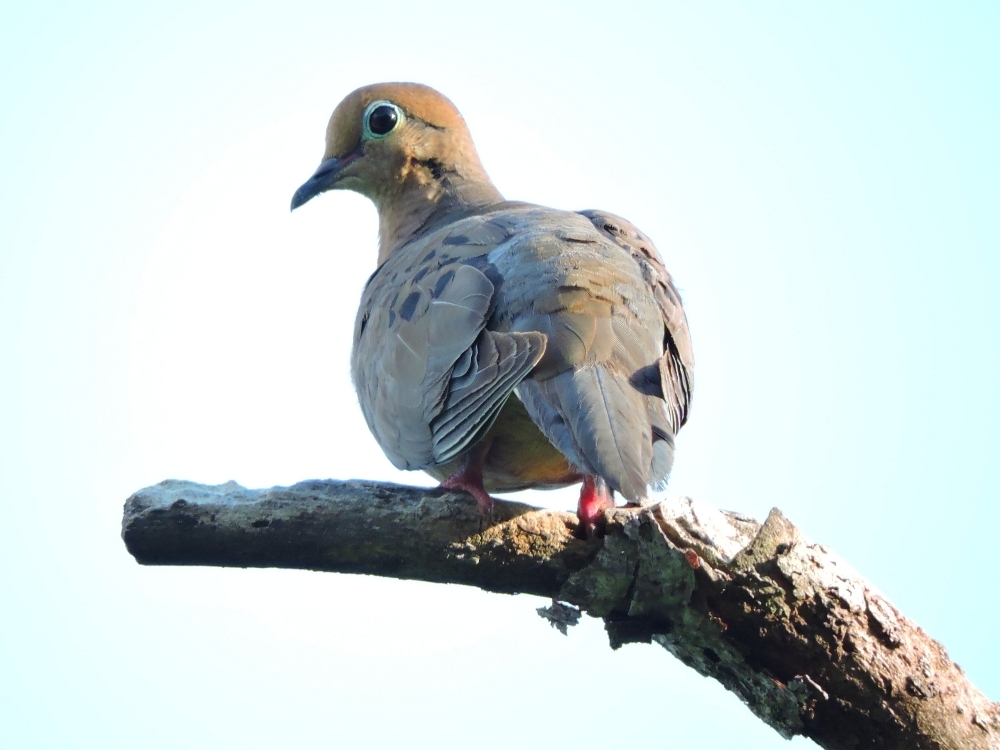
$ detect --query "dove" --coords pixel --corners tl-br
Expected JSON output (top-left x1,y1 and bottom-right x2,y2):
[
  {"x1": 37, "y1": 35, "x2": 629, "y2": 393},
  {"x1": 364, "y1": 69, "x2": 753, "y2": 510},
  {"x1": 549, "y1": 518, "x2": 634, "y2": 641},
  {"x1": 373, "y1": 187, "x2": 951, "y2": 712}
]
[{"x1": 291, "y1": 83, "x2": 693, "y2": 536}]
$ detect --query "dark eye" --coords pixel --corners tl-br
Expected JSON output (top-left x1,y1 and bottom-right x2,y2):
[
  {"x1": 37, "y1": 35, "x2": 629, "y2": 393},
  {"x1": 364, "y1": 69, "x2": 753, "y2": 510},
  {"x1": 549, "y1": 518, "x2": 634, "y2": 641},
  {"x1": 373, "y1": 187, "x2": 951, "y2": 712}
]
[
  {"x1": 368, "y1": 105, "x2": 397, "y2": 135},
  {"x1": 363, "y1": 101, "x2": 402, "y2": 139}
]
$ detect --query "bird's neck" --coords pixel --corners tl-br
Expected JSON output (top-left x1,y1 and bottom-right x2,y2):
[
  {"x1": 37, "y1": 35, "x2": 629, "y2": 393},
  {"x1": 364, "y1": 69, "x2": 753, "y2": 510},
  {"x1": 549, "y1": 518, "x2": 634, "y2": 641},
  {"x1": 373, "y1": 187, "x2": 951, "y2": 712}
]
[{"x1": 375, "y1": 172, "x2": 503, "y2": 265}]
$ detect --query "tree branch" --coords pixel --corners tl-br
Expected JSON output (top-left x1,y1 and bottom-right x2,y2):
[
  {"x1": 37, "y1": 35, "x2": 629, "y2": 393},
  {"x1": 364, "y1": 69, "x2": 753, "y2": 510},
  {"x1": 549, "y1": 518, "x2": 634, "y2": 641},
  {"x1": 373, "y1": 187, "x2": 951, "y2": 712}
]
[{"x1": 122, "y1": 479, "x2": 999, "y2": 750}]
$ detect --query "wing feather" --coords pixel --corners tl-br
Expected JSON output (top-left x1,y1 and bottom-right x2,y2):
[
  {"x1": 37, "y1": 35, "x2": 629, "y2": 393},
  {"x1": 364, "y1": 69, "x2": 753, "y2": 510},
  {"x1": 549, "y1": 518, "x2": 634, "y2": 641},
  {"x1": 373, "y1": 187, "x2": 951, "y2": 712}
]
[{"x1": 351, "y1": 223, "x2": 545, "y2": 471}]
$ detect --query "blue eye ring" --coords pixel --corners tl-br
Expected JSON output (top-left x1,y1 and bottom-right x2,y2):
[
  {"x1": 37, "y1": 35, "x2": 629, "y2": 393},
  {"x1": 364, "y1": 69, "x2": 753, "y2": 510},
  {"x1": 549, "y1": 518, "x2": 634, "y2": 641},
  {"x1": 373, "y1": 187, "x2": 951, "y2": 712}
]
[{"x1": 362, "y1": 100, "x2": 403, "y2": 139}]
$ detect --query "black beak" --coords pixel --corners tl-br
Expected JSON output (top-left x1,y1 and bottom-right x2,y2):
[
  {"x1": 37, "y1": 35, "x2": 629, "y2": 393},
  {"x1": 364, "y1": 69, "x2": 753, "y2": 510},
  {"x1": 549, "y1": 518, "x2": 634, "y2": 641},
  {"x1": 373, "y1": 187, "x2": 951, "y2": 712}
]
[{"x1": 290, "y1": 155, "x2": 356, "y2": 211}]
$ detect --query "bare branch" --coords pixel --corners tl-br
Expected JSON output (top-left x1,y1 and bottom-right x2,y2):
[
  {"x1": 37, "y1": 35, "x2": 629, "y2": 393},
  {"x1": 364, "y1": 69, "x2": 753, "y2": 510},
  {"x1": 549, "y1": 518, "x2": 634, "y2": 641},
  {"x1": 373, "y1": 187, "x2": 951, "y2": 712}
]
[{"x1": 122, "y1": 479, "x2": 1000, "y2": 750}]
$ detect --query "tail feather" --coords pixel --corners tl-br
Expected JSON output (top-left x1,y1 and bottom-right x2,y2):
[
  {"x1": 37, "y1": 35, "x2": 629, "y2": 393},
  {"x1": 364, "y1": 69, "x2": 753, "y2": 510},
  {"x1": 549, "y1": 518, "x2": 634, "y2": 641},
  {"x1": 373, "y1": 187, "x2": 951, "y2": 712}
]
[{"x1": 519, "y1": 365, "x2": 652, "y2": 502}]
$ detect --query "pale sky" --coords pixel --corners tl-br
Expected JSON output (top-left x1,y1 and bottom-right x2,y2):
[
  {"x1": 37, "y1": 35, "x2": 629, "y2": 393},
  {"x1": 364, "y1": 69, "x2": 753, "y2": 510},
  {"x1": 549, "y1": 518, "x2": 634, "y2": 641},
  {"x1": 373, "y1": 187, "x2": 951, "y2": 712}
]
[{"x1": 1, "y1": 3, "x2": 997, "y2": 748}]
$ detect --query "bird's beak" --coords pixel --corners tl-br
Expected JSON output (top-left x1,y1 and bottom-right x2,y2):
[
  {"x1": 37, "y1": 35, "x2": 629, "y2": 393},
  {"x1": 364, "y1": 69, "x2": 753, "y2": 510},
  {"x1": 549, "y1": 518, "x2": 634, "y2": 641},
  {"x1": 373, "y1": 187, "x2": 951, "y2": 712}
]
[{"x1": 290, "y1": 154, "x2": 357, "y2": 211}]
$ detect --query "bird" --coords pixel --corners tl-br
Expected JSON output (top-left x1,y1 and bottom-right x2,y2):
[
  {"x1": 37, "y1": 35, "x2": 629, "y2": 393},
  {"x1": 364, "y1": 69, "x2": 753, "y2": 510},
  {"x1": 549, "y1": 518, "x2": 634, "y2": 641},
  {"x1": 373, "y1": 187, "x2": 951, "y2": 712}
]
[{"x1": 291, "y1": 83, "x2": 693, "y2": 537}]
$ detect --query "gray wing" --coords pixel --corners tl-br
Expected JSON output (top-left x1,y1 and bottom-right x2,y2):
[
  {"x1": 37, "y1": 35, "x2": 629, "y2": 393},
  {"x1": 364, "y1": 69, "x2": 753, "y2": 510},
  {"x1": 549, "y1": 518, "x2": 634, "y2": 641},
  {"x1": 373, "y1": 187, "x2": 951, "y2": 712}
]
[
  {"x1": 352, "y1": 226, "x2": 546, "y2": 471},
  {"x1": 486, "y1": 207, "x2": 693, "y2": 501},
  {"x1": 579, "y1": 209, "x2": 694, "y2": 435}
]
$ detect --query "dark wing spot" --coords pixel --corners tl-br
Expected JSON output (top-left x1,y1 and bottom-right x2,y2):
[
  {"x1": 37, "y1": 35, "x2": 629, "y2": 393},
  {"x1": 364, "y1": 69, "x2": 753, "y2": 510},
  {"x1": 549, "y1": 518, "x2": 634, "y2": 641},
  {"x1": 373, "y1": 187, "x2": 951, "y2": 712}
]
[
  {"x1": 388, "y1": 309, "x2": 396, "y2": 327},
  {"x1": 432, "y1": 269, "x2": 456, "y2": 298},
  {"x1": 413, "y1": 266, "x2": 430, "y2": 283},
  {"x1": 399, "y1": 291, "x2": 421, "y2": 322},
  {"x1": 424, "y1": 249, "x2": 437, "y2": 262},
  {"x1": 629, "y1": 363, "x2": 664, "y2": 398},
  {"x1": 467, "y1": 255, "x2": 504, "y2": 289},
  {"x1": 443, "y1": 235, "x2": 470, "y2": 246}
]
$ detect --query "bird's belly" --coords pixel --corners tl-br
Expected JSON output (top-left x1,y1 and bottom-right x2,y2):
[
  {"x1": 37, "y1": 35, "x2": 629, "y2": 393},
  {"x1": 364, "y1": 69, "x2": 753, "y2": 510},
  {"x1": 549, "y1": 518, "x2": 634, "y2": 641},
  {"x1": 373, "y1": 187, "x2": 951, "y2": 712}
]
[{"x1": 425, "y1": 394, "x2": 581, "y2": 492}]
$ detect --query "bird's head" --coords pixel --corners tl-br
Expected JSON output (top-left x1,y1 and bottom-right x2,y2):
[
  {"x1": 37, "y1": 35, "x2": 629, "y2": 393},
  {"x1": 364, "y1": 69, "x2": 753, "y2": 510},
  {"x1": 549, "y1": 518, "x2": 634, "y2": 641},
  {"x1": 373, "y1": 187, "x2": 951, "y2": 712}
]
[{"x1": 290, "y1": 82, "x2": 497, "y2": 213}]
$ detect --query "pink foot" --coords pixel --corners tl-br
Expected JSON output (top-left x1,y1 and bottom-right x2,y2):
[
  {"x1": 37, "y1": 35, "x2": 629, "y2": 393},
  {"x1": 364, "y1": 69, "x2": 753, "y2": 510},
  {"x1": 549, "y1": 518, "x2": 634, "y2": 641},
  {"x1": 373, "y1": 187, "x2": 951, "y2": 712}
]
[
  {"x1": 577, "y1": 476, "x2": 615, "y2": 538},
  {"x1": 440, "y1": 472, "x2": 495, "y2": 517},
  {"x1": 439, "y1": 441, "x2": 495, "y2": 520}
]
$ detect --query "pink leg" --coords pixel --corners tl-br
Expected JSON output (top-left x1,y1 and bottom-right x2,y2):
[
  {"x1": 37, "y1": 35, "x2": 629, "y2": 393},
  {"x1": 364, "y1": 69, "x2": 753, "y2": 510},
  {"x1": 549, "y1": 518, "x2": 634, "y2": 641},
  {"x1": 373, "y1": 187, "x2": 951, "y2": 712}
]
[
  {"x1": 439, "y1": 444, "x2": 494, "y2": 518},
  {"x1": 577, "y1": 476, "x2": 615, "y2": 538}
]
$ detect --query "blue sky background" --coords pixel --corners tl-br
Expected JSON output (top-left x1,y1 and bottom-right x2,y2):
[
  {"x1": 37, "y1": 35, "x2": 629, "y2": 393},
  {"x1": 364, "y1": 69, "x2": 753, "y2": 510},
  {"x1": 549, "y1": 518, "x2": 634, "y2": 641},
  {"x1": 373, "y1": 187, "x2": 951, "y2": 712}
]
[{"x1": 1, "y1": 3, "x2": 997, "y2": 748}]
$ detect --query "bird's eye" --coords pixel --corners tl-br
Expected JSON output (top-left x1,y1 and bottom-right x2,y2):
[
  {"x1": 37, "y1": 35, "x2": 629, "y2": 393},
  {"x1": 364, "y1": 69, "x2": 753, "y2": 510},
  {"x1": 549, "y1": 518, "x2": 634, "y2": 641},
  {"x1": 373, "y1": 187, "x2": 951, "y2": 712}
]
[{"x1": 363, "y1": 101, "x2": 402, "y2": 139}]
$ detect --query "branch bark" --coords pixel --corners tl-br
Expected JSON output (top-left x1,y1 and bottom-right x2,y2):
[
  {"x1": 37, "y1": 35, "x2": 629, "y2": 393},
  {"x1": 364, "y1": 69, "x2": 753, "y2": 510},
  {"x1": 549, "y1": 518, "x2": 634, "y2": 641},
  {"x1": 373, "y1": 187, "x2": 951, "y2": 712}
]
[{"x1": 122, "y1": 479, "x2": 999, "y2": 750}]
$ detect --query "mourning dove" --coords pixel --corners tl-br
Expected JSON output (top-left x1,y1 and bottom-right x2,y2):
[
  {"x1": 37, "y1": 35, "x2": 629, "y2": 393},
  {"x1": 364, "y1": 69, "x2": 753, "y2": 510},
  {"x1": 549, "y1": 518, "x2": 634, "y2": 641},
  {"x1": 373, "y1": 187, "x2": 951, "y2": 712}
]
[{"x1": 291, "y1": 83, "x2": 693, "y2": 536}]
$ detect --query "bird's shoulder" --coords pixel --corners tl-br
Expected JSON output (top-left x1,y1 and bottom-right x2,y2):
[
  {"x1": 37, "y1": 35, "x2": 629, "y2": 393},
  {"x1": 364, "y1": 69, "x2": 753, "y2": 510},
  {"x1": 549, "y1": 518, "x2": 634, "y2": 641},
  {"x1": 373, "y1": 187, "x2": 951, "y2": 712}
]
[
  {"x1": 355, "y1": 202, "x2": 601, "y2": 313},
  {"x1": 578, "y1": 209, "x2": 694, "y2": 367}
]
